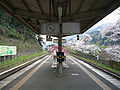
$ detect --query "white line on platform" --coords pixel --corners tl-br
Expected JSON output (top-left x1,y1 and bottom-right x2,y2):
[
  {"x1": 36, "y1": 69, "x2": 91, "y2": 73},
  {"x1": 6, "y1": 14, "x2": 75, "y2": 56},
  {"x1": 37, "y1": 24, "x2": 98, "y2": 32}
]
[
  {"x1": 68, "y1": 56, "x2": 112, "y2": 90},
  {"x1": 69, "y1": 55, "x2": 120, "y2": 89},
  {"x1": 0, "y1": 55, "x2": 49, "y2": 89},
  {"x1": 72, "y1": 73, "x2": 78, "y2": 76},
  {"x1": 10, "y1": 55, "x2": 51, "y2": 90},
  {"x1": 0, "y1": 54, "x2": 48, "y2": 76}
]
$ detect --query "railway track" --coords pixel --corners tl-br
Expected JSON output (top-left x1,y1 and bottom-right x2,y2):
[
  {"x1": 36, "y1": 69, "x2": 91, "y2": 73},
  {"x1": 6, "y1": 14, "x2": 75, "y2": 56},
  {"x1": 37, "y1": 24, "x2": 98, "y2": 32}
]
[
  {"x1": 0, "y1": 53, "x2": 49, "y2": 80},
  {"x1": 70, "y1": 53, "x2": 120, "y2": 80}
]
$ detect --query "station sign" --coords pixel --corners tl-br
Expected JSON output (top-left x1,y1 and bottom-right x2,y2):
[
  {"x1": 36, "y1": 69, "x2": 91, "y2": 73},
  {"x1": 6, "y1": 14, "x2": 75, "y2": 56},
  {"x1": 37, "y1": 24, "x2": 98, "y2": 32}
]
[
  {"x1": 62, "y1": 22, "x2": 80, "y2": 34},
  {"x1": 41, "y1": 22, "x2": 80, "y2": 35},
  {"x1": 53, "y1": 39, "x2": 66, "y2": 43},
  {"x1": 46, "y1": 38, "x2": 52, "y2": 41},
  {"x1": 46, "y1": 35, "x2": 52, "y2": 41},
  {"x1": 0, "y1": 45, "x2": 17, "y2": 56}
]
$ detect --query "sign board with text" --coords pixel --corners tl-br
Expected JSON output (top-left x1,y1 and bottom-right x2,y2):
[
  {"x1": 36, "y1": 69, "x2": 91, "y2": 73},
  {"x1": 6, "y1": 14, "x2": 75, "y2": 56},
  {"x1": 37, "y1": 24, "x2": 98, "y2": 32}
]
[
  {"x1": 53, "y1": 39, "x2": 66, "y2": 43},
  {"x1": 41, "y1": 22, "x2": 80, "y2": 35},
  {"x1": 0, "y1": 45, "x2": 17, "y2": 56},
  {"x1": 46, "y1": 38, "x2": 52, "y2": 41},
  {"x1": 46, "y1": 35, "x2": 52, "y2": 41},
  {"x1": 62, "y1": 22, "x2": 80, "y2": 34}
]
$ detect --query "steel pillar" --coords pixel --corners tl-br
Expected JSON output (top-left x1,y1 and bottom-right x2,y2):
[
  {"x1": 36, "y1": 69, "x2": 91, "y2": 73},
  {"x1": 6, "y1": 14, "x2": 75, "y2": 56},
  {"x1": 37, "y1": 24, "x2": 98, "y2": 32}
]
[
  {"x1": 58, "y1": 23, "x2": 62, "y2": 52},
  {"x1": 58, "y1": 24, "x2": 63, "y2": 75},
  {"x1": 58, "y1": 36, "x2": 62, "y2": 52}
]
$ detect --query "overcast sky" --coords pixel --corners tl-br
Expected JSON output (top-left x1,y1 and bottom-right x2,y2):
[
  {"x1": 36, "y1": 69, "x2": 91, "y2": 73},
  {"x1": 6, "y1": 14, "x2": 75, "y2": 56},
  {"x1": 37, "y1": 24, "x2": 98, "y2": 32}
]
[{"x1": 89, "y1": 7, "x2": 120, "y2": 30}]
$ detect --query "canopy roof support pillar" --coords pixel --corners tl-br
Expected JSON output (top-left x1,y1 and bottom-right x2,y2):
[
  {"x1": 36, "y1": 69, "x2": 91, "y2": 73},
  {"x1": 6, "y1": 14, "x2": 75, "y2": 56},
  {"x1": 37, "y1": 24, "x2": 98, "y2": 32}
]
[
  {"x1": 58, "y1": 24, "x2": 62, "y2": 52},
  {"x1": 58, "y1": 24, "x2": 63, "y2": 75}
]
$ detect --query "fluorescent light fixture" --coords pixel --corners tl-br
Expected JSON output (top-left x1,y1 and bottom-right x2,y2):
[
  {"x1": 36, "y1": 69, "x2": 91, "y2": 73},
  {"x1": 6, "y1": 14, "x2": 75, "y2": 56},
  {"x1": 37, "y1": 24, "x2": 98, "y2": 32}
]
[{"x1": 58, "y1": 7, "x2": 62, "y2": 20}]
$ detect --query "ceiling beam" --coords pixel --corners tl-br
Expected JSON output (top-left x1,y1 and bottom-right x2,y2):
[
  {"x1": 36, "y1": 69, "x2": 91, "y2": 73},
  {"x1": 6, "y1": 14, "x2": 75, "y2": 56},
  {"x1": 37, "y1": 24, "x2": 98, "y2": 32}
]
[
  {"x1": 36, "y1": 0, "x2": 45, "y2": 15},
  {"x1": 69, "y1": 0, "x2": 71, "y2": 20},
  {"x1": 21, "y1": 0, "x2": 31, "y2": 12},
  {"x1": 89, "y1": 0, "x2": 97, "y2": 11},
  {"x1": 49, "y1": 0, "x2": 52, "y2": 20},
  {"x1": 0, "y1": 0, "x2": 15, "y2": 14},
  {"x1": 17, "y1": 16, "x2": 38, "y2": 34},
  {"x1": 14, "y1": 10, "x2": 47, "y2": 19},
  {"x1": 82, "y1": 0, "x2": 120, "y2": 34},
  {"x1": 62, "y1": 9, "x2": 106, "y2": 21},
  {"x1": 52, "y1": 0, "x2": 58, "y2": 17},
  {"x1": 21, "y1": 0, "x2": 44, "y2": 34},
  {"x1": 75, "y1": 0, "x2": 85, "y2": 14},
  {"x1": 73, "y1": 9, "x2": 106, "y2": 19},
  {"x1": 0, "y1": 3, "x2": 14, "y2": 16},
  {"x1": 81, "y1": 16, "x2": 103, "y2": 34},
  {"x1": 106, "y1": 0, "x2": 120, "y2": 14},
  {"x1": 20, "y1": 0, "x2": 38, "y2": 31},
  {"x1": 14, "y1": 10, "x2": 58, "y2": 21},
  {"x1": 62, "y1": 0, "x2": 68, "y2": 17},
  {"x1": 0, "y1": 0, "x2": 37, "y2": 34}
]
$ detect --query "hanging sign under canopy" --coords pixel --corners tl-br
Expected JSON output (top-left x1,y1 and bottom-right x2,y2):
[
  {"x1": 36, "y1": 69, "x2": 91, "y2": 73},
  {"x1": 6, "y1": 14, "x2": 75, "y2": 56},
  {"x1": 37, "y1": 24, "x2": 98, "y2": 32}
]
[{"x1": 41, "y1": 22, "x2": 80, "y2": 35}]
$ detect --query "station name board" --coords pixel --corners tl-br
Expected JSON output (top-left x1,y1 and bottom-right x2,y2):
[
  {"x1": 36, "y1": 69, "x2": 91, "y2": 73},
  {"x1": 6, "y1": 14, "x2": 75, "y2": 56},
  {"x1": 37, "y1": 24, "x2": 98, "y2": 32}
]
[
  {"x1": 41, "y1": 22, "x2": 80, "y2": 35},
  {"x1": 53, "y1": 39, "x2": 66, "y2": 43}
]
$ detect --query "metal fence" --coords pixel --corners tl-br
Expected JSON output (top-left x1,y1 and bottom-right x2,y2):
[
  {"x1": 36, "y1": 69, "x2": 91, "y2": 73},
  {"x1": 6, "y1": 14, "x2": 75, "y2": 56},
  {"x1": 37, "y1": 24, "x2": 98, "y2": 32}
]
[
  {"x1": 70, "y1": 51, "x2": 120, "y2": 71},
  {"x1": 0, "y1": 51, "x2": 41, "y2": 73},
  {"x1": 0, "y1": 56, "x2": 28, "y2": 73}
]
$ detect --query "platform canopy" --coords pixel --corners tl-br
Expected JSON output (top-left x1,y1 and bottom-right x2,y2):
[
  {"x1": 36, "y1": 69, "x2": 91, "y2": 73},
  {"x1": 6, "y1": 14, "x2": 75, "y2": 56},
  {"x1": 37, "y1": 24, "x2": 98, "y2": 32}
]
[{"x1": 0, "y1": 0, "x2": 120, "y2": 37}]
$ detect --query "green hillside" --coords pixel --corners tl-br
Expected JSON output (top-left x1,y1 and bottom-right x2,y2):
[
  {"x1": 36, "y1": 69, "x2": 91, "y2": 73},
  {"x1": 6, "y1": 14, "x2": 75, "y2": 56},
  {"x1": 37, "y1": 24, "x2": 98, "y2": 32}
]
[{"x1": 0, "y1": 9, "x2": 42, "y2": 56}]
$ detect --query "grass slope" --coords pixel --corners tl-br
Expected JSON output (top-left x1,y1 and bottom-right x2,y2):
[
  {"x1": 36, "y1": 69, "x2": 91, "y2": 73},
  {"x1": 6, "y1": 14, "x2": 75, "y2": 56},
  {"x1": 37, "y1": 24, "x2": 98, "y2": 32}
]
[
  {"x1": 71, "y1": 53, "x2": 120, "y2": 75},
  {"x1": 0, "y1": 52, "x2": 46, "y2": 73}
]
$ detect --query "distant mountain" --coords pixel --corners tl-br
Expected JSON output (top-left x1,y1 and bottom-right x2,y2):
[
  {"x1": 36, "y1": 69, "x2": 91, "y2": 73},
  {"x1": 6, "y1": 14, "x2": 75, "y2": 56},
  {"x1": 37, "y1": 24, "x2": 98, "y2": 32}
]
[
  {"x1": 88, "y1": 30, "x2": 100, "y2": 35},
  {"x1": 85, "y1": 24, "x2": 104, "y2": 34}
]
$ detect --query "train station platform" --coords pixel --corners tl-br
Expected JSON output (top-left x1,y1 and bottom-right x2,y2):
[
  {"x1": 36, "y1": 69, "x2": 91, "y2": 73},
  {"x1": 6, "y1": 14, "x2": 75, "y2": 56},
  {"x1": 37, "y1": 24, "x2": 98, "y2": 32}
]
[{"x1": 0, "y1": 55, "x2": 120, "y2": 90}]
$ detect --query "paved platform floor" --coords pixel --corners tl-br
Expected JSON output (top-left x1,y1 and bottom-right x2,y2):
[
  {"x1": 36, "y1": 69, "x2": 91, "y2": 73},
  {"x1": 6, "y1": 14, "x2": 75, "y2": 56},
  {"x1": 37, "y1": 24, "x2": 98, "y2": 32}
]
[{"x1": 0, "y1": 55, "x2": 119, "y2": 90}]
